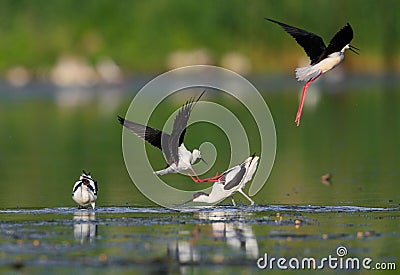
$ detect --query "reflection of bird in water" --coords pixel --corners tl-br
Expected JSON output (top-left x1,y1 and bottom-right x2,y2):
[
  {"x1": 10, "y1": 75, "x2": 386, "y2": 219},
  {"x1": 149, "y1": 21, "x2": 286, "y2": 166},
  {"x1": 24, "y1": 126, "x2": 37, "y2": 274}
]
[
  {"x1": 73, "y1": 211, "x2": 97, "y2": 244},
  {"x1": 225, "y1": 223, "x2": 259, "y2": 259},
  {"x1": 167, "y1": 239, "x2": 200, "y2": 264},
  {"x1": 118, "y1": 90, "x2": 208, "y2": 182},
  {"x1": 192, "y1": 155, "x2": 259, "y2": 205},
  {"x1": 197, "y1": 211, "x2": 259, "y2": 259},
  {"x1": 72, "y1": 170, "x2": 98, "y2": 209},
  {"x1": 167, "y1": 210, "x2": 259, "y2": 270},
  {"x1": 266, "y1": 18, "x2": 359, "y2": 126}
]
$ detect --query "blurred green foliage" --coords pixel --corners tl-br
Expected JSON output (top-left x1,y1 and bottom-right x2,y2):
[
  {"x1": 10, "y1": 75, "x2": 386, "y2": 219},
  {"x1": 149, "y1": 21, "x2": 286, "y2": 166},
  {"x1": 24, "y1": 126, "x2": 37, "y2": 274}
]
[{"x1": 0, "y1": 0, "x2": 399, "y2": 73}]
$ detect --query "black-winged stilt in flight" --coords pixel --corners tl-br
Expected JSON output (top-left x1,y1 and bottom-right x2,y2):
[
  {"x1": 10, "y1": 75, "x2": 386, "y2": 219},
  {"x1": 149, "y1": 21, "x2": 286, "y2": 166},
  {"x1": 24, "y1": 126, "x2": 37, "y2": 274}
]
[
  {"x1": 118, "y1": 90, "x2": 208, "y2": 182},
  {"x1": 72, "y1": 170, "x2": 98, "y2": 209},
  {"x1": 191, "y1": 155, "x2": 259, "y2": 205},
  {"x1": 266, "y1": 18, "x2": 359, "y2": 126}
]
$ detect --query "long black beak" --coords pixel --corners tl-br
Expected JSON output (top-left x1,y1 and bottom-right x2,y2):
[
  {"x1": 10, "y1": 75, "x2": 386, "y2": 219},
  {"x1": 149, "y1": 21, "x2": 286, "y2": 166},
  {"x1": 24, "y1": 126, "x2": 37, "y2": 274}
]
[
  {"x1": 200, "y1": 157, "x2": 207, "y2": 165},
  {"x1": 349, "y1": 45, "x2": 360, "y2": 55}
]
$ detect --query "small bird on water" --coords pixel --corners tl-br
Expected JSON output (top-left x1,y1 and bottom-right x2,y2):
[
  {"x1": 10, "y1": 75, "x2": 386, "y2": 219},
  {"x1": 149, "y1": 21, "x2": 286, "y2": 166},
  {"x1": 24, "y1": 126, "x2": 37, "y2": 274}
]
[
  {"x1": 266, "y1": 18, "x2": 359, "y2": 126},
  {"x1": 72, "y1": 170, "x2": 98, "y2": 209},
  {"x1": 118, "y1": 90, "x2": 207, "y2": 182},
  {"x1": 191, "y1": 155, "x2": 259, "y2": 206}
]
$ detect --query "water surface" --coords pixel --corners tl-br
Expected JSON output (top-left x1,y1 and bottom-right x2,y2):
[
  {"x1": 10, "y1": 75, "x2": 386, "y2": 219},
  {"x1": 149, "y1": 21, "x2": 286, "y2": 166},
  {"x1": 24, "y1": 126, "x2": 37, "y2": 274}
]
[
  {"x1": 0, "y1": 79, "x2": 399, "y2": 273},
  {"x1": 0, "y1": 205, "x2": 398, "y2": 274}
]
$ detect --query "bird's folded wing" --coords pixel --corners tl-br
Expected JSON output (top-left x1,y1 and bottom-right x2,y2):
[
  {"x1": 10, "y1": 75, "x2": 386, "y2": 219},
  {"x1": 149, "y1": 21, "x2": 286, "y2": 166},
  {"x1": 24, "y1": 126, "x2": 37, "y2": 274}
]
[{"x1": 224, "y1": 166, "x2": 246, "y2": 190}]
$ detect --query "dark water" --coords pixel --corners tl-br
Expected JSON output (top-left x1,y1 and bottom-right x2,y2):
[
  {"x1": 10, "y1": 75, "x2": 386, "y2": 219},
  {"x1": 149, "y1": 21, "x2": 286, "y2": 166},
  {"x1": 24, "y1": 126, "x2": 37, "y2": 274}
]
[{"x1": 0, "y1": 206, "x2": 398, "y2": 274}]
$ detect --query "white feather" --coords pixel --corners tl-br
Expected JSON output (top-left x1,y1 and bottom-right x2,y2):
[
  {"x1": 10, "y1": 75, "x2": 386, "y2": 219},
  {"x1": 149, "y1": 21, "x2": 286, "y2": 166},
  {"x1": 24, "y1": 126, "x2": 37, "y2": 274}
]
[
  {"x1": 192, "y1": 156, "x2": 259, "y2": 205},
  {"x1": 295, "y1": 65, "x2": 322, "y2": 82},
  {"x1": 72, "y1": 172, "x2": 98, "y2": 209}
]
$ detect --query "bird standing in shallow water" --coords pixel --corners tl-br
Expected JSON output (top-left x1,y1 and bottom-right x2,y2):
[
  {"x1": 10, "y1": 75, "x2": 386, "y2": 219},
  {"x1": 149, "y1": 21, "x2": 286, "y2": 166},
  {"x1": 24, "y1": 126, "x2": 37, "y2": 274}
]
[
  {"x1": 118, "y1": 90, "x2": 208, "y2": 182},
  {"x1": 72, "y1": 170, "x2": 98, "y2": 209},
  {"x1": 266, "y1": 18, "x2": 359, "y2": 126}
]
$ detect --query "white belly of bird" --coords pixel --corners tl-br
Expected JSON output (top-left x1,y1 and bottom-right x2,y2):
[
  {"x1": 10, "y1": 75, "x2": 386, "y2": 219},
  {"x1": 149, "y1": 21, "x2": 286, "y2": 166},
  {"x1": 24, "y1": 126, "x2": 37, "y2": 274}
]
[
  {"x1": 177, "y1": 159, "x2": 191, "y2": 171},
  {"x1": 177, "y1": 145, "x2": 192, "y2": 170},
  {"x1": 296, "y1": 54, "x2": 344, "y2": 82},
  {"x1": 317, "y1": 54, "x2": 344, "y2": 72},
  {"x1": 208, "y1": 182, "x2": 235, "y2": 203},
  {"x1": 73, "y1": 186, "x2": 96, "y2": 206}
]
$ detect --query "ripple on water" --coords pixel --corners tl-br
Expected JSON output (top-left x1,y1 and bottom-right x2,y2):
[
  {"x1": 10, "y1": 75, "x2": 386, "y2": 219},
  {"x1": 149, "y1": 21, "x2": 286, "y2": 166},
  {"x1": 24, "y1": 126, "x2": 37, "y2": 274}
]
[{"x1": 0, "y1": 204, "x2": 397, "y2": 215}]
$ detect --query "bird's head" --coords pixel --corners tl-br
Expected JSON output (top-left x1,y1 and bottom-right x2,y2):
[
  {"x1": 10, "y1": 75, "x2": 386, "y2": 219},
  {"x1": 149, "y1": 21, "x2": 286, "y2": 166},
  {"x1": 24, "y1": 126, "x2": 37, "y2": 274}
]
[
  {"x1": 192, "y1": 149, "x2": 207, "y2": 165},
  {"x1": 82, "y1": 179, "x2": 90, "y2": 186},
  {"x1": 79, "y1": 172, "x2": 98, "y2": 195},
  {"x1": 173, "y1": 191, "x2": 209, "y2": 207},
  {"x1": 343, "y1": 44, "x2": 359, "y2": 55}
]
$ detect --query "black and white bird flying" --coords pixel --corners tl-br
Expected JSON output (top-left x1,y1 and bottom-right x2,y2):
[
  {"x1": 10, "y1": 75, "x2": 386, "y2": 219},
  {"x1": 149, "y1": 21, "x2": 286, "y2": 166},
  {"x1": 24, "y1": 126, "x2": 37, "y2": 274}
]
[
  {"x1": 266, "y1": 18, "x2": 359, "y2": 126},
  {"x1": 118, "y1": 90, "x2": 206, "y2": 182}
]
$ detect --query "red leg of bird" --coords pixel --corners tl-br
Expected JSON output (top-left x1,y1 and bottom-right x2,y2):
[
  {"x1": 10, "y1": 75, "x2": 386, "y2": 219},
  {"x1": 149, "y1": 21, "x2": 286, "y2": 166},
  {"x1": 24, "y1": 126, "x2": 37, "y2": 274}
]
[
  {"x1": 197, "y1": 172, "x2": 223, "y2": 183},
  {"x1": 186, "y1": 171, "x2": 201, "y2": 183},
  {"x1": 188, "y1": 166, "x2": 213, "y2": 183},
  {"x1": 295, "y1": 73, "x2": 322, "y2": 126},
  {"x1": 184, "y1": 167, "x2": 202, "y2": 183},
  {"x1": 295, "y1": 81, "x2": 310, "y2": 126},
  {"x1": 186, "y1": 170, "x2": 222, "y2": 183},
  {"x1": 189, "y1": 166, "x2": 203, "y2": 181}
]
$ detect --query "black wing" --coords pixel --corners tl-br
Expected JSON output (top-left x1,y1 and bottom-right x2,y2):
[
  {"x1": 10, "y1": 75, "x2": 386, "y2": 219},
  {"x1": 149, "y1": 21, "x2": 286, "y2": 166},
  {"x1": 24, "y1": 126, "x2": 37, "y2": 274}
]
[
  {"x1": 94, "y1": 181, "x2": 98, "y2": 192},
  {"x1": 224, "y1": 166, "x2": 246, "y2": 190},
  {"x1": 118, "y1": 115, "x2": 171, "y2": 151},
  {"x1": 168, "y1": 90, "x2": 205, "y2": 164},
  {"x1": 72, "y1": 182, "x2": 82, "y2": 193},
  {"x1": 321, "y1": 23, "x2": 353, "y2": 59},
  {"x1": 266, "y1": 18, "x2": 326, "y2": 65}
]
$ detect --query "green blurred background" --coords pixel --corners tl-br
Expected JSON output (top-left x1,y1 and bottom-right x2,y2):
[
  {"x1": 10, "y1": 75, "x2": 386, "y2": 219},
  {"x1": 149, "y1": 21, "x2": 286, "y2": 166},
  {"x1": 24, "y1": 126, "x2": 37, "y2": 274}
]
[
  {"x1": 0, "y1": 0, "x2": 399, "y2": 73},
  {"x1": 0, "y1": 0, "x2": 399, "y2": 208}
]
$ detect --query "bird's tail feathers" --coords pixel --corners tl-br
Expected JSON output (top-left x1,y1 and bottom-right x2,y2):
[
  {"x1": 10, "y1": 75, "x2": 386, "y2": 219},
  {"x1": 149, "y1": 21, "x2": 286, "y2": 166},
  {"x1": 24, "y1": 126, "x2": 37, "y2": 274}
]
[{"x1": 295, "y1": 65, "x2": 322, "y2": 82}]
